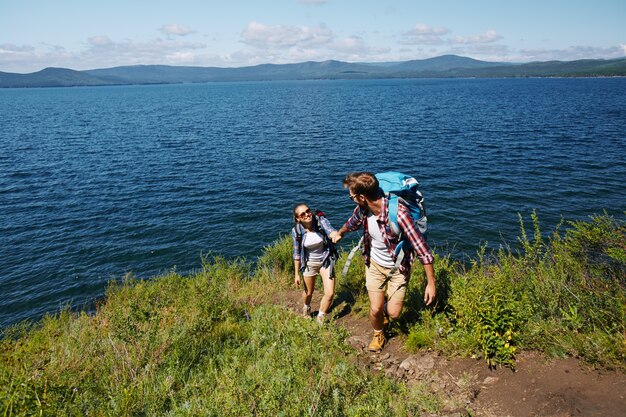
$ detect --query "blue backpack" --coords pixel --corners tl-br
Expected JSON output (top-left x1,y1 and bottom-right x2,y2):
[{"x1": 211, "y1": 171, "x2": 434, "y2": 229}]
[{"x1": 375, "y1": 171, "x2": 427, "y2": 238}]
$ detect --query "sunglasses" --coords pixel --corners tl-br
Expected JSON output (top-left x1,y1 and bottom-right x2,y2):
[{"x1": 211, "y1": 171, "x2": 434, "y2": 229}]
[
  {"x1": 348, "y1": 194, "x2": 359, "y2": 200},
  {"x1": 297, "y1": 209, "x2": 312, "y2": 219}
]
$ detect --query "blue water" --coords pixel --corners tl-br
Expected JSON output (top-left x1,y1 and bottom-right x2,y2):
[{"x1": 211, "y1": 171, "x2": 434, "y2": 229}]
[{"x1": 1, "y1": 78, "x2": 625, "y2": 327}]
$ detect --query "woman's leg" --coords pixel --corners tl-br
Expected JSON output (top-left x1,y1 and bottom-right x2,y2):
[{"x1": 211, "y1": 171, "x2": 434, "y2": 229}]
[
  {"x1": 318, "y1": 267, "x2": 335, "y2": 315},
  {"x1": 302, "y1": 274, "x2": 316, "y2": 308}
]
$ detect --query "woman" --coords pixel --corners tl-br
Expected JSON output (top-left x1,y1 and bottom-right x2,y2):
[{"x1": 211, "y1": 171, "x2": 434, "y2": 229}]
[{"x1": 291, "y1": 203, "x2": 339, "y2": 323}]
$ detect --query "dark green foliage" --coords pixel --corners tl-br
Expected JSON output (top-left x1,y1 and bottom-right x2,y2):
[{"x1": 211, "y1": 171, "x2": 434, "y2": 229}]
[{"x1": 407, "y1": 213, "x2": 626, "y2": 369}]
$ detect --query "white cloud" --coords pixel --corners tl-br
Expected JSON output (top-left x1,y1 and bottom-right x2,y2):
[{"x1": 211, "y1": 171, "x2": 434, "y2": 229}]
[
  {"x1": 331, "y1": 36, "x2": 390, "y2": 56},
  {"x1": 88, "y1": 36, "x2": 114, "y2": 46},
  {"x1": 241, "y1": 21, "x2": 334, "y2": 49},
  {"x1": 166, "y1": 51, "x2": 198, "y2": 64},
  {"x1": 159, "y1": 24, "x2": 196, "y2": 37},
  {"x1": 400, "y1": 24, "x2": 451, "y2": 45},
  {"x1": 81, "y1": 37, "x2": 207, "y2": 67},
  {"x1": 450, "y1": 30, "x2": 502, "y2": 45},
  {"x1": 515, "y1": 45, "x2": 626, "y2": 62},
  {"x1": 0, "y1": 43, "x2": 36, "y2": 53},
  {"x1": 331, "y1": 36, "x2": 368, "y2": 53}
]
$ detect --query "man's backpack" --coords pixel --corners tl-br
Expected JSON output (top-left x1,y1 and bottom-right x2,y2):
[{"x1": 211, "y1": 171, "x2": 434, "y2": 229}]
[{"x1": 375, "y1": 171, "x2": 427, "y2": 238}]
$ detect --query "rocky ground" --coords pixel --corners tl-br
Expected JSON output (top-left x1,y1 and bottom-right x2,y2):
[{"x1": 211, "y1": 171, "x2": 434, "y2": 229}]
[{"x1": 278, "y1": 288, "x2": 626, "y2": 417}]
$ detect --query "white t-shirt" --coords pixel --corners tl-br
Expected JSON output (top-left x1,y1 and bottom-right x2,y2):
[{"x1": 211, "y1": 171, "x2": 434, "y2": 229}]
[
  {"x1": 303, "y1": 231, "x2": 325, "y2": 263},
  {"x1": 367, "y1": 213, "x2": 394, "y2": 268}
]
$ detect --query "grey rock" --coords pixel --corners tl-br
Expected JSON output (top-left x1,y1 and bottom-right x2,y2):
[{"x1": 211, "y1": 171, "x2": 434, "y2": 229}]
[
  {"x1": 399, "y1": 354, "x2": 436, "y2": 373},
  {"x1": 482, "y1": 376, "x2": 499, "y2": 385}
]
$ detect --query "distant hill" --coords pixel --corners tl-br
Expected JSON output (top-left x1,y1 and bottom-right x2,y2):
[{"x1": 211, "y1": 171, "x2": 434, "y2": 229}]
[
  {"x1": 0, "y1": 67, "x2": 118, "y2": 88},
  {"x1": 1, "y1": 55, "x2": 625, "y2": 88},
  {"x1": 386, "y1": 54, "x2": 505, "y2": 72}
]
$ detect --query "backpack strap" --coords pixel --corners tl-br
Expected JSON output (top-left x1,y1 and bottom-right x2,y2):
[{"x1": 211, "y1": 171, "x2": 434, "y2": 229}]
[
  {"x1": 378, "y1": 241, "x2": 406, "y2": 289},
  {"x1": 379, "y1": 195, "x2": 409, "y2": 289},
  {"x1": 385, "y1": 192, "x2": 401, "y2": 236},
  {"x1": 315, "y1": 211, "x2": 340, "y2": 266},
  {"x1": 341, "y1": 236, "x2": 363, "y2": 277},
  {"x1": 294, "y1": 222, "x2": 305, "y2": 242}
]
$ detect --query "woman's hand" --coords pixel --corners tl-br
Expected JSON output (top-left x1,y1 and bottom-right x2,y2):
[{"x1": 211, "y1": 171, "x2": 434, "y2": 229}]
[
  {"x1": 331, "y1": 231, "x2": 342, "y2": 243},
  {"x1": 294, "y1": 273, "x2": 301, "y2": 287}
]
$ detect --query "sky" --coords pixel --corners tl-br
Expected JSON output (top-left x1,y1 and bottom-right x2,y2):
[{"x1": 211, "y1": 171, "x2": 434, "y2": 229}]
[{"x1": 1, "y1": 0, "x2": 625, "y2": 73}]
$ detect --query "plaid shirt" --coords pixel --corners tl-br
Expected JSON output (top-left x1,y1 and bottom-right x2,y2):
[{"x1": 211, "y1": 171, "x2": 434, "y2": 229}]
[{"x1": 342, "y1": 197, "x2": 433, "y2": 277}]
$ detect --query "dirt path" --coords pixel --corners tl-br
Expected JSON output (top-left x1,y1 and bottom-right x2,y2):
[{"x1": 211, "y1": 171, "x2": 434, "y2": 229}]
[{"x1": 276, "y1": 288, "x2": 626, "y2": 417}]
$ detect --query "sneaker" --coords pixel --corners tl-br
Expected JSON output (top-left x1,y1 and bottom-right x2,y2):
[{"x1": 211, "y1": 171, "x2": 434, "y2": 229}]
[
  {"x1": 316, "y1": 315, "x2": 325, "y2": 325},
  {"x1": 302, "y1": 305, "x2": 311, "y2": 317},
  {"x1": 368, "y1": 331, "x2": 386, "y2": 352}
]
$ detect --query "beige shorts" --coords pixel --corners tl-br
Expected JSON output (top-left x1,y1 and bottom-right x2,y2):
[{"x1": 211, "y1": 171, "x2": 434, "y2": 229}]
[
  {"x1": 303, "y1": 261, "x2": 330, "y2": 277},
  {"x1": 365, "y1": 260, "x2": 407, "y2": 300}
]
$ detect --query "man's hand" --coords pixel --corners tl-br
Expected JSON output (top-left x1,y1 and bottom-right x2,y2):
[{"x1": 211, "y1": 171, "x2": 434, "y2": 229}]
[
  {"x1": 331, "y1": 231, "x2": 343, "y2": 244},
  {"x1": 423, "y1": 282, "x2": 436, "y2": 306}
]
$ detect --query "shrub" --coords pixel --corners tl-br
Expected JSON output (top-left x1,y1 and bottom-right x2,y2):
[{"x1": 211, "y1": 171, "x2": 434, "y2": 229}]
[{"x1": 407, "y1": 212, "x2": 625, "y2": 369}]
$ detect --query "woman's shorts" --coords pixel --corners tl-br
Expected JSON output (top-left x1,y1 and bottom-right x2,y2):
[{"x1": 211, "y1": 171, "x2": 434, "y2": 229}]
[
  {"x1": 365, "y1": 260, "x2": 407, "y2": 300},
  {"x1": 303, "y1": 261, "x2": 330, "y2": 277}
]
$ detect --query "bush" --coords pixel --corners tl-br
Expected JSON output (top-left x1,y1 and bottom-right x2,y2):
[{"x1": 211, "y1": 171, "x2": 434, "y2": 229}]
[{"x1": 407, "y1": 213, "x2": 626, "y2": 369}]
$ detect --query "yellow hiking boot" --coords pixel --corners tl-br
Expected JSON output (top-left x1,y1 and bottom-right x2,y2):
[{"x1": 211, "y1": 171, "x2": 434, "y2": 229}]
[{"x1": 368, "y1": 331, "x2": 386, "y2": 352}]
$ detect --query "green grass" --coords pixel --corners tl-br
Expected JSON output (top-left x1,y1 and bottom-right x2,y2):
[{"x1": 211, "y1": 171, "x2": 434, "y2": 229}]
[
  {"x1": 1, "y1": 246, "x2": 446, "y2": 416},
  {"x1": 1, "y1": 213, "x2": 624, "y2": 415}
]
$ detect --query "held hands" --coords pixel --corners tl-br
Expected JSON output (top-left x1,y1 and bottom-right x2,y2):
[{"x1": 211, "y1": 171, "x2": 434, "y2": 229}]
[{"x1": 330, "y1": 231, "x2": 342, "y2": 244}]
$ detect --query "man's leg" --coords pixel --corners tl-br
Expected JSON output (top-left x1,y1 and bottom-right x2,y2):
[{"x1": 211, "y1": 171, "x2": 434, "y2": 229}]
[
  {"x1": 365, "y1": 261, "x2": 388, "y2": 352},
  {"x1": 368, "y1": 290, "x2": 386, "y2": 330},
  {"x1": 385, "y1": 291, "x2": 405, "y2": 320},
  {"x1": 385, "y1": 269, "x2": 408, "y2": 319}
]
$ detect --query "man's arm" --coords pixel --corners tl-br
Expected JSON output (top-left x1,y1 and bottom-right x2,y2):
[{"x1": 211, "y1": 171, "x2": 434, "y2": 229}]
[
  {"x1": 332, "y1": 206, "x2": 364, "y2": 243},
  {"x1": 422, "y1": 263, "x2": 436, "y2": 306},
  {"x1": 397, "y1": 205, "x2": 434, "y2": 265},
  {"x1": 397, "y1": 205, "x2": 436, "y2": 305}
]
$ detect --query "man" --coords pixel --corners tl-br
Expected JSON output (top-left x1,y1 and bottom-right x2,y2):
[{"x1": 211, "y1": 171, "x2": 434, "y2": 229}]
[{"x1": 332, "y1": 172, "x2": 436, "y2": 352}]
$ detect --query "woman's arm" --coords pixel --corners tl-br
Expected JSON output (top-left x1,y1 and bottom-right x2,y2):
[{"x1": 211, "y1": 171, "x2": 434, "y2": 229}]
[
  {"x1": 292, "y1": 227, "x2": 302, "y2": 286},
  {"x1": 294, "y1": 259, "x2": 301, "y2": 286},
  {"x1": 318, "y1": 214, "x2": 337, "y2": 237}
]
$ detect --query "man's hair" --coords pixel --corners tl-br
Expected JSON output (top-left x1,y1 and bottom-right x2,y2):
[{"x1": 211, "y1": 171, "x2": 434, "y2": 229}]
[{"x1": 342, "y1": 172, "x2": 380, "y2": 200}]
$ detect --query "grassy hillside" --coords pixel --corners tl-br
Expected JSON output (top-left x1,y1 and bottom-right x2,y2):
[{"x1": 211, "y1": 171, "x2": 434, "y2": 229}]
[{"x1": 1, "y1": 213, "x2": 624, "y2": 415}]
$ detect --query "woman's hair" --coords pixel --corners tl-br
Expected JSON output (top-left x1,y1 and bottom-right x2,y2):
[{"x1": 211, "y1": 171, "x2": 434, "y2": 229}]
[
  {"x1": 293, "y1": 203, "x2": 309, "y2": 223},
  {"x1": 342, "y1": 172, "x2": 380, "y2": 200}
]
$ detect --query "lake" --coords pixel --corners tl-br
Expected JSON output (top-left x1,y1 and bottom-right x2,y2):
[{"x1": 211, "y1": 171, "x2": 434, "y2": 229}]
[{"x1": 1, "y1": 78, "x2": 625, "y2": 327}]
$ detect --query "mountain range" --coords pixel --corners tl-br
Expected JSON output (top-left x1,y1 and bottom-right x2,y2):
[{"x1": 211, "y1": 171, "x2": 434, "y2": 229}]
[{"x1": 1, "y1": 55, "x2": 625, "y2": 88}]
